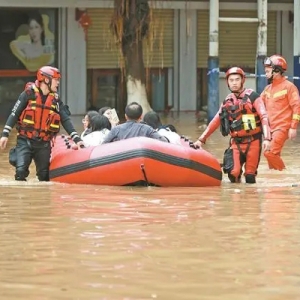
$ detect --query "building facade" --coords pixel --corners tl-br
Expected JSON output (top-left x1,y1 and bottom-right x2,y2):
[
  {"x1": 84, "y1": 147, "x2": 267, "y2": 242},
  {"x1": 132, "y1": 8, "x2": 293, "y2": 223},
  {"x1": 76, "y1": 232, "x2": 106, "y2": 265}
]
[{"x1": 0, "y1": 0, "x2": 295, "y2": 119}]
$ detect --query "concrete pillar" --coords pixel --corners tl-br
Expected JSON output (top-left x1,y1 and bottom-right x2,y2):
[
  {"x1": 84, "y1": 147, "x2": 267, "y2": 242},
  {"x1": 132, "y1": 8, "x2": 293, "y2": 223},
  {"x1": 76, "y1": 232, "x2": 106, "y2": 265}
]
[
  {"x1": 58, "y1": 8, "x2": 67, "y2": 105},
  {"x1": 173, "y1": 9, "x2": 180, "y2": 111},
  {"x1": 66, "y1": 8, "x2": 86, "y2": 115},
  {"x1": 279, "y1": 11, "x2": 294, "y2": 79},
  {"x1": 207, "y1": 0, "x2": 219, "y2": 122},
  {"x1": 178, "y1": 9, "x2": 197, "y2": 111},
  {"x1": 256, "y1": 0, "x2": 268, "y2": 93},
  {"x1": 294, "y1": 0, "x2": 300, "y2": 90}
]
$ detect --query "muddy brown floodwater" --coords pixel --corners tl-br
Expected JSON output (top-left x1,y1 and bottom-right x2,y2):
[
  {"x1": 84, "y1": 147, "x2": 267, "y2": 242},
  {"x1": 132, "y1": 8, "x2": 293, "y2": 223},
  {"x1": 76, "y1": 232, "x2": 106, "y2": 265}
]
[{"x1": 0, "y1": 114, "x2": 300, "y2": 300}]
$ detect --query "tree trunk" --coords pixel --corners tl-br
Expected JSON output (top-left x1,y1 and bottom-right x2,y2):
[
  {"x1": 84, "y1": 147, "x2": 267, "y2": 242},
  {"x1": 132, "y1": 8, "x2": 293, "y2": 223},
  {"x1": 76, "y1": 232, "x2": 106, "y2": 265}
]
[
  {"x1": 124, "y1": 37, "x2": 152, "y2": 112},
  {"x1": 112, "y1": 0, "x2": 152, "y2": 114}
]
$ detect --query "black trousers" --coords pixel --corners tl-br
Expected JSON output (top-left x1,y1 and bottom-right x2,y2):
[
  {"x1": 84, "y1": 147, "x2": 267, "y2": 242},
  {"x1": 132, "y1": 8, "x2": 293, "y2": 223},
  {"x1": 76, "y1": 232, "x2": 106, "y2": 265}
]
[{"x1": 14, "y1": 136, "x2": 51, "y2": 181}]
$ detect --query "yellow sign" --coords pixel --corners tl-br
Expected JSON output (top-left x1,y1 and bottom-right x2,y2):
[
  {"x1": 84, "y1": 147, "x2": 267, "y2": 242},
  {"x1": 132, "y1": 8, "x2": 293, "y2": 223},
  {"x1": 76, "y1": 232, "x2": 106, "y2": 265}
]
[{"x1": 242, "y1": 114, "x2": 256, "y2": 131}]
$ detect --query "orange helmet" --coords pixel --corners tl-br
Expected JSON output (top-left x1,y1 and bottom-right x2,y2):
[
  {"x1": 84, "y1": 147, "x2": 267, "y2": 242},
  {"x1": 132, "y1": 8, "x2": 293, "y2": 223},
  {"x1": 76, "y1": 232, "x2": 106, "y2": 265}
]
[
  {"x1": 264, "y1": 55, "x2": 287, "y2": 72},
  {"x1": 37, "y1": 66, "x2": 61, "y2": 82},
  {"x1": 225, "y1": 67, "x2": 246, "y2": 84}
]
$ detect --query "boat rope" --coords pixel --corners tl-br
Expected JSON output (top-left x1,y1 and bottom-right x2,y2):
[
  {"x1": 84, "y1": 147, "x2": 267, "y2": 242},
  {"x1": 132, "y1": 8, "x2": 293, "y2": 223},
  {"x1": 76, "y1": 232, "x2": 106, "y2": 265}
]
[{"x1": 140, "y1": 164, "x2": 149, "y2": 186}]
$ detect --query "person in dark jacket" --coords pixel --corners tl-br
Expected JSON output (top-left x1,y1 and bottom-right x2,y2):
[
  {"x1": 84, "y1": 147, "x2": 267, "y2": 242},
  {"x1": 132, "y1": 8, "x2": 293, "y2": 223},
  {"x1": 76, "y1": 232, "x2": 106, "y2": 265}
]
[
  {"x1": 102, "y1": 102, "x2": 168, "y2": 143},
  {"x1": 0, "y1": 66, "x2": 83, "y2": 182}
]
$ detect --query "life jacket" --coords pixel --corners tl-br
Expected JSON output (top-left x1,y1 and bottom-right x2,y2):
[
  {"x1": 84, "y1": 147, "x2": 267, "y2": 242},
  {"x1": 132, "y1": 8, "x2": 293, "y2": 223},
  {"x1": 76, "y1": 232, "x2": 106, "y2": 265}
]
[
  {"x1": 24, "y1": 80, "x2": 40, "y2": 90},
  {"x1": 17, "y1": 84, "x2": 61, "y2": 141},
  {"x1": 221, "y1": 89, "x2": 262, "y2": 138},
  {"x1": 24, "y1": 81, "x2": 35, "y2": 90}
]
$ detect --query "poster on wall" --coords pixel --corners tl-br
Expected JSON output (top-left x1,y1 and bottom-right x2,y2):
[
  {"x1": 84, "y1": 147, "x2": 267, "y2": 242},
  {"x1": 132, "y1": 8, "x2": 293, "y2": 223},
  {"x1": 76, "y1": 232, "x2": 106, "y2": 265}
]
[{"x1": 0, "y1": 8, "x2": 57, "y2": 72}]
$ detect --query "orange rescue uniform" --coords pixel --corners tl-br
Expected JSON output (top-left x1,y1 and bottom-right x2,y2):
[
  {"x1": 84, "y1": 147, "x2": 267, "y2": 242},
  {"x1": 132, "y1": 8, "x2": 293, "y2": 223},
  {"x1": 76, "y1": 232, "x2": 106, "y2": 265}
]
[
  {"x1": 261, "y1": 77, "x2": 300, "y2": 170},
  {"x1": 199, "y1": 88, "x2": 271, "y2": 182}
]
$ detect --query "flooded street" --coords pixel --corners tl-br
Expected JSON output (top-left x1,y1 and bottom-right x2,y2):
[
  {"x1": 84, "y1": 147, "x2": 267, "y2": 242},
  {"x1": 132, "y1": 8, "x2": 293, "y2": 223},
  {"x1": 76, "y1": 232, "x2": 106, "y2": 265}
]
[{"x1": 0, "y1": 114, "x2": 300, "y2": 300}]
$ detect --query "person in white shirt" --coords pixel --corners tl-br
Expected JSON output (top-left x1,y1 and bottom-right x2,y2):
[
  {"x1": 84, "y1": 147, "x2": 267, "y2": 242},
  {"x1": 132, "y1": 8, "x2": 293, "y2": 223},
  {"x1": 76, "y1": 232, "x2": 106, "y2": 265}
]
[
  {"x1": 143, "y1": 111, "x2": 182, "y2": 145},
  {"x1": 81, "y1": 110, "x2": 99, "y2": 139},
  {"x1": 82, "y1": 114, "x2": 111, "y2": 147}
]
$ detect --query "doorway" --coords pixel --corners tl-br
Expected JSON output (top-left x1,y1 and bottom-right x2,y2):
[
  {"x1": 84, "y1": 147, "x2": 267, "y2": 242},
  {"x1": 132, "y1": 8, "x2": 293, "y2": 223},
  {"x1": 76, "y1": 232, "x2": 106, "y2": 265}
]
[
  {"x1": 88, "y1": 68, "x2": 170, "y2": 114},
  {"x1": 89, "y1": 69, "x2": 123, "y2": 112}
]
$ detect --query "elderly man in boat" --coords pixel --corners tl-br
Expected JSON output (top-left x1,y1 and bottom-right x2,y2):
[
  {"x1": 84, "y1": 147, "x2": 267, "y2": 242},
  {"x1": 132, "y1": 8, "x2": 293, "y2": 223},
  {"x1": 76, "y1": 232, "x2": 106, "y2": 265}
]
[{"x1": 102, "y1": 102, "x2": 168, "y2": 144}]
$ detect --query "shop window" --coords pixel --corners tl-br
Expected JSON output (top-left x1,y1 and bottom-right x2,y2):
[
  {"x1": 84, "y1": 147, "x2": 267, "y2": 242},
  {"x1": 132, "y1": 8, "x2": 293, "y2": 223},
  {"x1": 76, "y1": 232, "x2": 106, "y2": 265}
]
[
  {"x1": 89, "y1": 68, "x2": 169, "y2": 115},
  {"x1": 0, "y1": 76, "x2": 35, "y2": 120},
  {"x1": 90, "y1": 69, "x2": 122, "y2": 113}
]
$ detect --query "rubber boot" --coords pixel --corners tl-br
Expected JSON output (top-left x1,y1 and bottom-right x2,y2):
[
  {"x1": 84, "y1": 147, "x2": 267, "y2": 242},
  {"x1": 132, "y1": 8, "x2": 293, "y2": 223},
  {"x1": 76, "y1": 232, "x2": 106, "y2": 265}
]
[
  {"x1": 228, "y1": 173, "x2": 241, "y2": 183},
  {"x1": 15, "y1": 169, "x2": 29, "y2": 181},
  {"x1": 245, "y1": 174, "x2": 256, "y2": 184}
]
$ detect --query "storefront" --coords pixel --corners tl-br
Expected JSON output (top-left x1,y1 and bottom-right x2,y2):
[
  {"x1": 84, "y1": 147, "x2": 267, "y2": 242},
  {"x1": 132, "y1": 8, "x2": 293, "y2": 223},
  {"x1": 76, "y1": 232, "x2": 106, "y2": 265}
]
[
  {"x1": 86, "y1": 8, "x2": 174, "y2": 113},
  {"x1": 197, "y1": 10, "x2": 278, "y2": 109},
  {"x1": 0, "y1": 0, "x2": 294, "y2": 119}
]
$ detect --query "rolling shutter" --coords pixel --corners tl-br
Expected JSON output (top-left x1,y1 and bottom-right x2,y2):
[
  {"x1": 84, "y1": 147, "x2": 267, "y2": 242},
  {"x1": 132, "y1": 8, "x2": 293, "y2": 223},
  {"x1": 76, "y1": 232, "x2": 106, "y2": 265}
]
[
  {"x1": 87, "y1": 8, "x2": 119, "y2": 69},
  {"x1": 197, "y1": 10, "x2": 277, "y2": 68},
  {"x1": 87, "y1": 8, "x2": 174, "y2": 69},
  {"x1": 143, "y1": 9, "x2": 174, "y2": 68}
]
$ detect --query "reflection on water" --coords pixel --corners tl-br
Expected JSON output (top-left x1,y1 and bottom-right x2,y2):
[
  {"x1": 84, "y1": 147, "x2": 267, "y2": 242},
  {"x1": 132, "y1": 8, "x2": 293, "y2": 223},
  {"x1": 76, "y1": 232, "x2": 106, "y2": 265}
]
[{"x1": 0, "y1": 114, "x2": 300, "y2": 299}]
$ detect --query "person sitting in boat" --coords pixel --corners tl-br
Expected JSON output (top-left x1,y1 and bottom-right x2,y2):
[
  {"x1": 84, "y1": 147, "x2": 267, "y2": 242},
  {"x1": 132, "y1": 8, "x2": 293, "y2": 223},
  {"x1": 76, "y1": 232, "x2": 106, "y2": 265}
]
[
  {"x1": 82, "y1": 114, "x2": 111, "y2": 147},
  {"x1": 99, "y1": 106, "x2": 119, "y2": 129},
  {"x1": 81, "y1": 110, "x2": 99, "y2": 139},
  {"x1": 72, "y1": 114, "x2": 111, "y2": 149},
  {"x1": 143, "y1": 111, "x2": 181, "y2": 145},
  {"x1": 102, "y1": 102, "x2": 168, "y2": 143},
  {"x1": 99, "y1": 106, "x2": 111, "y2": 115}
]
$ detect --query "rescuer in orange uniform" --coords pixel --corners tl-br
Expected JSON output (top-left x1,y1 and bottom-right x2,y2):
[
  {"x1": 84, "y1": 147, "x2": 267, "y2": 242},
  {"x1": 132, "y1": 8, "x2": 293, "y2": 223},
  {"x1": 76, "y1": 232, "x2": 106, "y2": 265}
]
[
  {"x1": 194, "y1": 67, "x2": 271, "y2": 184},
  {"x1": 261, "y1": 55, "x2": 300, "y2": 171}
]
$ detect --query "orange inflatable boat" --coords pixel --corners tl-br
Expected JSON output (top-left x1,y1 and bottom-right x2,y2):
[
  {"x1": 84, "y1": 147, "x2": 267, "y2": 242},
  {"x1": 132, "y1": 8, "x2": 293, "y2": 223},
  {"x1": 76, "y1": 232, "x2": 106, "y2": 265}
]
[{"x1": 49, "y1": 135, "x2": 222, "y2": 187}]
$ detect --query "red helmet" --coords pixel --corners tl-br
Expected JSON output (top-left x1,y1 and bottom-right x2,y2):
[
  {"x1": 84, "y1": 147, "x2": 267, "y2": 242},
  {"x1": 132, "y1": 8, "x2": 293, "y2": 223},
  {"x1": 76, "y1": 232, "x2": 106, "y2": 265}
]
[
  {"x1": 264, "y1": 55, "x2": 287, "y2": 72},
  {"x1": 225, "y1": 67, "x2": 246, "y2": 84},
  {"x1": 37, "y1": 66, "x2": 61, "y2": 82}
]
